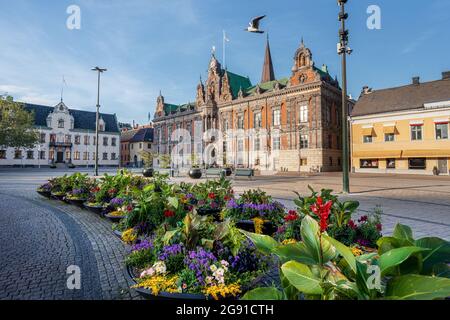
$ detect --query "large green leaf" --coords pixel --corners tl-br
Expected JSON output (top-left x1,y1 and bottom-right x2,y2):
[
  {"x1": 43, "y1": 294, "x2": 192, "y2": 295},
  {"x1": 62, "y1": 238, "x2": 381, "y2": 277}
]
[
  {"x1": 300, "y1": 215, "x2": 336, "y2": 265},
  {"x1": 392, "y1": 224, "x2": 414, "y2": 243},
  {"x1": 378, "y1": 246, "x2": 430, "y2": 276},
  {"x1": 414, "y1": 237, "x2": 450, "y2": 274},
  {"x1": 272, "y1": 243, "x2": 316, "y2": 265},
  {"x1": 240, "y1": 230, "x2": 278, "y2": 255},
  {"x1": 281, "y1": 261, "x2": 322, "y2": 295},
  {"x1": 323, "y1": 234, "x2": 356, "y2": 274},
  {"x1": 167, "y1": 196, "x2": 179, "y2": 209},
  {"x1": 241, "y1": 287, "x2": 285, "y2": 300},
  {"x1": 376, "y1": 236, "x2": 412, "y2": 255},
  {"x1": 385, "y1": 275, "x2": 450, "y2": 300}
]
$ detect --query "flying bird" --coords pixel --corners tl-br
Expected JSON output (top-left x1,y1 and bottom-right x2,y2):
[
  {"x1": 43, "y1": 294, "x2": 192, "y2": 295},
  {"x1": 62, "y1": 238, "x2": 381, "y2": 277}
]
[{"x1": 245, "y1": 15, "x2": 266, "y2": 33}]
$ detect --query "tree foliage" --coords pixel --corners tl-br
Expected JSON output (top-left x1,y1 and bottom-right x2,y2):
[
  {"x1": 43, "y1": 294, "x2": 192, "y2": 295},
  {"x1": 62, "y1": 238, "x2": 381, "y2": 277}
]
[{"x1": 0, "y1": 98, "x2": 39, "y2": 149}]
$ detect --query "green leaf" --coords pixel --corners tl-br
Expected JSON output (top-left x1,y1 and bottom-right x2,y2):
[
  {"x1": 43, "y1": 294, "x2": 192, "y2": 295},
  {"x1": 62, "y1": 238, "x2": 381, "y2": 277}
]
[
  {"x1": 385, "y1": 275, "x2": 450, "y2": 300},
  {"x1": 281, "y1": 261, "x2": 322, "y2": 295},
  {"x1": 272, "y1": 243, "x2": 316, "y2": 265},
  {"x1": 323, "y1": 234, "x2": 356, "y2": 274},
  {"x1": 392, "y1": 224, "x2": 414, "y2": 243},
  {"x1": 414, "y1": 237, "x2": 450, "y2": 274},
  {"x1": 300, "y1": 215, "x2": 335, "y2": 264},
  {"x1": 241, "y1": 287, "x2": 285, "y2": 300},
  {"x1": 167, "y1": 196, "x2": 179, "y2": 209},
  {"x1": 377, "y1": 236, "x2": 412, "y2": 255},
  {"x1": 240, "y1": 230, "x2": 278, "y2": 255},
  {"x1": 379, "y1": 246, "x2": 430, "y2": 276}
]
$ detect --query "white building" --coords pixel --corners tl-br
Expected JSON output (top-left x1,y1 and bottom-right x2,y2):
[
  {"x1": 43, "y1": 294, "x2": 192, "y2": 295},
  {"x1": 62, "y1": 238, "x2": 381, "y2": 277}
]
[{"x1": 0, "y1": 101, "x2": 120, "y2": 167}]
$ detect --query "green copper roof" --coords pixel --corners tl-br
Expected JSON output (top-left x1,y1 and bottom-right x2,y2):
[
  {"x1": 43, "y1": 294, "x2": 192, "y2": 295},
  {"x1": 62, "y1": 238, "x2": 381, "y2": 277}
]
[
  {"x1": 246, "y1": 77, "x2": 289, "y2": 95},
  {"x1": 226, "y1": 71, "x2": 252, "y2": 98},
  {"x1": 163, "y1": 103, "x2": 179, "y2": 115}
]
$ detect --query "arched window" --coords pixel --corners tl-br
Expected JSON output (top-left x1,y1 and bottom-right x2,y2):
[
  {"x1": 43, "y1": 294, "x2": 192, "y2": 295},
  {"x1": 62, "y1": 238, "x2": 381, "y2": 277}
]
[{"x1": 58, "y1": 119, "x2": 64, "y2": 128}]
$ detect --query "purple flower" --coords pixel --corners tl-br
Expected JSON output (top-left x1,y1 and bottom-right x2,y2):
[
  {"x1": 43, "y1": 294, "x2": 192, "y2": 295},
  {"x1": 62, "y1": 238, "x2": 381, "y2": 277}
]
[
  {"x1": 110, "y1": 197, "x2": 124, "y2": 206},
  {"x1": 159, "y1": 244, "x2": 185, "y2": 261},
  {"x1": 131, "y1": 239, "x2": 154, "y2": 252},
  {"x1": 184, "y1": 247, "x2": 217, "y2": 285},
  {"x1": 72, "y1": 188, "x2": 83, "y2": 195}
]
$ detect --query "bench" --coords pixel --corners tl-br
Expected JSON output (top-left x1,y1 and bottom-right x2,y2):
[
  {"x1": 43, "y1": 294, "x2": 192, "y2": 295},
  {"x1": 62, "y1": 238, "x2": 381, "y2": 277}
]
[
  {"x1": 205, "y1": 168, "x2": 226, "y2": 179},
  {"x1": 234, "y1": 168, "x2": 254, "y2": 179}
]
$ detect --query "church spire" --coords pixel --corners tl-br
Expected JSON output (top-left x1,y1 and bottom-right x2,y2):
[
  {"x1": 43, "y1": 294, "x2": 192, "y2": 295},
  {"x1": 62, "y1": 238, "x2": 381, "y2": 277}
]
[{"x1": 261, "y1": 35, "x2": 275, "y2": 83}]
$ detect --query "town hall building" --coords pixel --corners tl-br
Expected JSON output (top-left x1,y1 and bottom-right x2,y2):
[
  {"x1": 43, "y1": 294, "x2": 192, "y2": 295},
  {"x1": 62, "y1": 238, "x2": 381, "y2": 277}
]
[{"x1": 153, "y1": 39, "x2": 352, "y2": 173}]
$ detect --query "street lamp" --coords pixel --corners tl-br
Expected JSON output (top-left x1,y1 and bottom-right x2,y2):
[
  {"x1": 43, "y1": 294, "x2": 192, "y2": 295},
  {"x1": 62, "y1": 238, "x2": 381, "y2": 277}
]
[
  {"x1": 337, "y1": 0, "x2": 352, "y2": 193},
  {"x1": 91, "y1": 66, "x2": 107, "y2": 176}
]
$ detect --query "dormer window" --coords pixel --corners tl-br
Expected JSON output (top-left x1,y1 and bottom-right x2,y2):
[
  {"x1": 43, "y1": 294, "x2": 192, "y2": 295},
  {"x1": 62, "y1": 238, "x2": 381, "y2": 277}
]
[{"x1": 58, "y1": 119, "x2": 64, "y2": 128}]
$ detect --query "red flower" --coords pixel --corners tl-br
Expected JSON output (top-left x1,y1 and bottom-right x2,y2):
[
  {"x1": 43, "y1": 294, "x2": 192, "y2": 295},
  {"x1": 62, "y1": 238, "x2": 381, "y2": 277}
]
[
  {"x1": 348, "y1": 219, "x2": 357, "y2": 230},
  {"x1": 224, "y1": 196, "x2": 231, "y2": 201},
  {"x1": 108, "y1": 188, "x2": 117, "y2": 195},
  {"x1": 284, "y1": 210, "x2": 299, "y2": 222},
  {"x1": 127, "y1": 205, "x2": 133, "y2": 212},
  {"x1": 208, "y1": 193, "x2": 216, "y2": 200},
  {"x1": 376, "y1": 223, "x2": 383, "y2": 232},
  {"x1": 310, "y1": 197, "x2": 333, "y2": 232},
  {"x1": 358, "y1": 215, "x2": 368, "y2": 223},
  {"x1": 164, "y1": 210, "x2": 175, "y2": 218},
  {"x1": 91, "y1": 186, "x2": 100, "y2": 193}
]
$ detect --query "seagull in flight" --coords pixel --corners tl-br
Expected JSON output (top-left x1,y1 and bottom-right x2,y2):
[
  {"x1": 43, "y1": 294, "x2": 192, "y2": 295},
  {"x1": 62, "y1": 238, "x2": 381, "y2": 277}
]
[{"x1": 245, "y1": 15, "x2": 266, "y2": 34}]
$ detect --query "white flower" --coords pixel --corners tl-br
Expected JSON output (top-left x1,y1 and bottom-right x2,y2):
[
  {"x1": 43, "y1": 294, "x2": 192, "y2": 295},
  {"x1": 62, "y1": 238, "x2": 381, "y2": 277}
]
[
  {"x1": 215, "y1": 268, "x2": 225, "y2": 276},
  {"x1": 210, "y1": 265, "x2": 218, "y2": 272},
  {"x1": 153, "y1": 261, "x2": 167, "y2": 274}
]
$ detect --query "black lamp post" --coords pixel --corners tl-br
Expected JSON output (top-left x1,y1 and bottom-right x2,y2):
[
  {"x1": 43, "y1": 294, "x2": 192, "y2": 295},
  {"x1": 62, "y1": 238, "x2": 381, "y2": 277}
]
[
  {"x1": 338, "y1": 0, "x2": 352, "y2": 193},
  {"x1": 91, "y1": 66, "x2": 107, "y2": 176}
]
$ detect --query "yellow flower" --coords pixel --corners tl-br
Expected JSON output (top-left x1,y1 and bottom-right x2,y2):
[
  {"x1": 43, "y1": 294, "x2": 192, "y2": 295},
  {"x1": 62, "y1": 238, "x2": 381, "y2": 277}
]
[
  {"x1": 253, "y1": 217, "x2": 265, "y2": 234},
  {"x1": 203, "y1": 283, "x2": 241, "y2": 300},
  {"x1": 122, "y1": 228, "x2": 137, "y2": 244},
  {"x1": 132, "y1": 275, "x2": 179, "y2": 296},
  {"x1": 109, "y1": 211, "x2": 125, "y2": 217},
  {"x1": 282, "y1": 239, "x2": 297, "y2": 245},
  {"x1": 351, "y1": 246, "x2": 363, "y2": 256}
]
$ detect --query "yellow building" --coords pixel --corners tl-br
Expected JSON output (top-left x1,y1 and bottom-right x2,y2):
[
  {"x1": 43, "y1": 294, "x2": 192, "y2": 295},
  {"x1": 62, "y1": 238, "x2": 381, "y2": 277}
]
[{"x1": 351, "y1": 72, "x2": 450, "y2": 175}]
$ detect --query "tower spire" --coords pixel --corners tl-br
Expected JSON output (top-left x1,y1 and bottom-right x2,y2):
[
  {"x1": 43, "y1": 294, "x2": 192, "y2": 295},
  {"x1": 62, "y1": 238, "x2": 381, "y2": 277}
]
[{"x1": 261, "y1": 35, "x2": 275, "y2": 83}]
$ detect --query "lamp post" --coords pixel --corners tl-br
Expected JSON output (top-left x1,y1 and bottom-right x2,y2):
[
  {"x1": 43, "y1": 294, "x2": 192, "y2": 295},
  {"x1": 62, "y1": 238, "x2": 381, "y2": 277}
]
[
  {"x1": 337, "y1": 0, "x2": 352, "y2": 194},
  {"x1": 91, "y1": 67, "x2": 107, "y2": 176}
]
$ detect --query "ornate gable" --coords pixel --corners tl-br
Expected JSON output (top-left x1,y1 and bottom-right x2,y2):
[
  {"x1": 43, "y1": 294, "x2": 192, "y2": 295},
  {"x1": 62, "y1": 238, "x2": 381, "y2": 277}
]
[
  {"x1": 220, "y1": 71, "x2": 232, "y2": 102},
  {"x1": 290, "y1": 39, "x2": 319, "y2": 86},
  {"x1": 155, "y1": 92, "x2": 165, "y2": 118},
  {"x1": 196, "y1": 77, "x2": 205, "y2": 107}
]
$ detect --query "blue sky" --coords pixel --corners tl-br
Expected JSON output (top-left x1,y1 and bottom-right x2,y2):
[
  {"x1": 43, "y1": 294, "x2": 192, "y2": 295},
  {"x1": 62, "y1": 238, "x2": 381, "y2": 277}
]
[{"x1": 0, "y1": 0, "x2": 449, "y2": 124}]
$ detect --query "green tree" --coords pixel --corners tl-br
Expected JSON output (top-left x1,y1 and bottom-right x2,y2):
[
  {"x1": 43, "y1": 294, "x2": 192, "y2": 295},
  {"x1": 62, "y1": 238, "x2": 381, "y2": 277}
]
[{"x1": 0, "y1": 98, "x2": 39, "y2": 149}]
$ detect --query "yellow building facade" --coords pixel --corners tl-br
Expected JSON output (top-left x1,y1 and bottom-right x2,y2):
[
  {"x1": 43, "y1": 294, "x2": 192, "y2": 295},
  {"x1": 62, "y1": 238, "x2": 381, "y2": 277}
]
[{"x1": 351, "y1": 73, "x2": 450, "y2": 175}]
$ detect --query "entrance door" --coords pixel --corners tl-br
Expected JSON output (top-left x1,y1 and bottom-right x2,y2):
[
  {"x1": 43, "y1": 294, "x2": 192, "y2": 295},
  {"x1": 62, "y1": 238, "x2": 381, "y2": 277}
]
[
  {"x1": 438, "y1": 158, "x2": 448, "y2": 174},
  {"x1": 57, "y1": 152, "x2": 64, "y2": 163}
]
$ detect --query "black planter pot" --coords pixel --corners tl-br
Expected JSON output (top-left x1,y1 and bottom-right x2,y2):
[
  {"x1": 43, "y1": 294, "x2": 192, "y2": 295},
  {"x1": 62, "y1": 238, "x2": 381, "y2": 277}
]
[
  {"x1": 126, "y1": 266, "x2": 208, "y2": 301},
  {"x1": 142, "y1": 168, "x2": 154, "y2": 178},
  {"x1": 83, "y1": 202, "x2": 105, "y2": 216},
  {"x1": 67, "y1": 198, "x2": 87, "y2": 207},
  {"x1": 51, "y1": 192, "x2": 66, "y2": 201},
  {"x1": 236, "y1": 220, "x2": 277, "y2": 235},
  {"x1": 113, "y1": 229, "x2": 123, "y2": 240},
  {"x1": 224, "y1": 168, "x2": 232, "y2": 177},
  {"x1": 104, "y1": 213, "x2": 126, "y2": 223},
  {"x1": 37, "y1": 190, "x2": 51, "y2": 198},
  {"x1": 188, "y1": 168, "x2": 202, "y2": 179},
  {"x1": 197, "y1": 208, "x2": 222, "y2": 221}
]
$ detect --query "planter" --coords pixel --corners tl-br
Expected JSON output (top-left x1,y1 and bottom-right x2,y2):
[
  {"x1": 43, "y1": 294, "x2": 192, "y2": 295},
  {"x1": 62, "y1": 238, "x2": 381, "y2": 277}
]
[
  {"x1": 67, "y1": 198, "x2": 87, "y2": 207},
  {"x1": 36, "y1": 190, "x2": 51, "y2": 198},
  {"x1": 143, "y1": 168, "x2": 154, "y2": 178},
  {"x1": 105, "y1": 213, "x2": 126, "y2": 223},
  {"x1": 197, "y1": 208, "x2": 222, "y2": 221},
  {"x1": 236, "y1": 220, "x2": 277, "y2": 236},
  {"x1": 113, "y1": 229, "x2": 123, "y2": 240},
  {"x1": 83, "y1": 202, "x2": 105, "y2": 216},
  {"x1": 188, "y1": 168, "x2": 202, "y2": 179},
  {"x1": 51, "y1": 192, "x2": 66, "y2": 201},
  {"x1": 126, "y1": 266, "x2": 207, "y2": 301}
]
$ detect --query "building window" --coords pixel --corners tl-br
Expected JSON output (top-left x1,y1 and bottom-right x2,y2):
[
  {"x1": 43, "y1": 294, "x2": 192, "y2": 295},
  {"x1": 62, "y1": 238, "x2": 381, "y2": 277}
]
[
  {"x1": 435, "y1": 123, "x2": 449, "y2": 140},
  {"x1": 58, "y1": 119, "x2": 64, "y2": 128},
  {"x1": 92, "y1": 153, "x2": 96, "y2": 160},
  {"x1": 50, "y1": 134, "x2": 56, "y2": 143},
  {"x1": 273, "y1": 136, "x2": 280, "y2": 150},
  {"x1": 74, "y1": 152, "x2": 80, "y2": 160},
  {"x1": 39, "y1": 133, "x2": 46, "y2": 143},
  {"x1": 254, "y1": 112, "x2": 262, "y2": 129},
  {"x1": 111, "y1": 153, "x2": 116, "y2": 160},
  {"x1": 14, "y1": 150, "x2": 22, "y2": 159},
  {"x1": 103, "y1": 153, "x2": 108, "y2": 160},
  {"x1": 238, "y1": 140, "x2": 244, "y2": 152},
  {"x1": 99, "y1": 124, "x2": 104, "y2": 131},
  {"x1": 65, "y1": 135, "x2": 71, "y2": 144},
  {"x1": 112, "y1": 138, "x2": 117, "y2": 146},
  {"x1": 148, "y1": 143, "x2": 151, "y2": 149},
  {"x1": 411, "y1": 125, "x2": 423, "y2": 141},
  {"x1": 131, "y1": 144, "x2": 134, "y2": 150},
  {"x1": 360, "y1": 159, "x2": 379, "y2": 168},
  {"x1": 103, "y1": 137, "x2": 108, "y2": 146},
  {"x1": 0, "y1": 150, "x2": 6, "y2": 159},
  {"x1": 409, "y1": 158, "x2": 426, "y2": 170},
  {"x1": 363, "y1": 135, "x2": 373, "y2": 143},
  {"x1": 84, "y1": 136, "x2": 90, "y2": 145},
  {"x1": 385, "y1": 133, "x2": 395, "y2": 142},
  {"x1": 328, "y1": 135, "x2": 333, "y2": 149},
  {"x1": 300, "y1": 135, "x2": 309, "y2": 149},
  {"x1": 386, "y1": 159, "x2": 396, "y2": 169},
  {"x1": 273, "y1": 109, "x2": 281, "y2": 126},
  {"x1": 83, "y1": 152, "x2": 89, "y2": 161},
  {"x1": 329, "y1": 157, "x2": 333, "y2": 166},
  {"x1": 49, "y1": 150, "x2": 54, "y2": 160},
  {"x1": 139, "y1": 143, "x2": 143, "y2": 149},
  {"x1": 237, "y1": 115, "x2": 244, "y2": 129},
  {"x1": 75, "y1": 136, "x2": 81, "y2": 145},
  {"x1": 300, "y1": 105, "x2": 308, "y2": 123},
  {"x1": 65, "y1": 150, "x2": 71, "y2": 160},
  {"x1": 300, "y1": 158, "x2": 308, "y2": 166},
  {"x1": 254, "y1": 138, "x2": 260, "y2": 151},
  {"x1": 39, "y1": 151, "x2": 45, "y2": 160}
]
